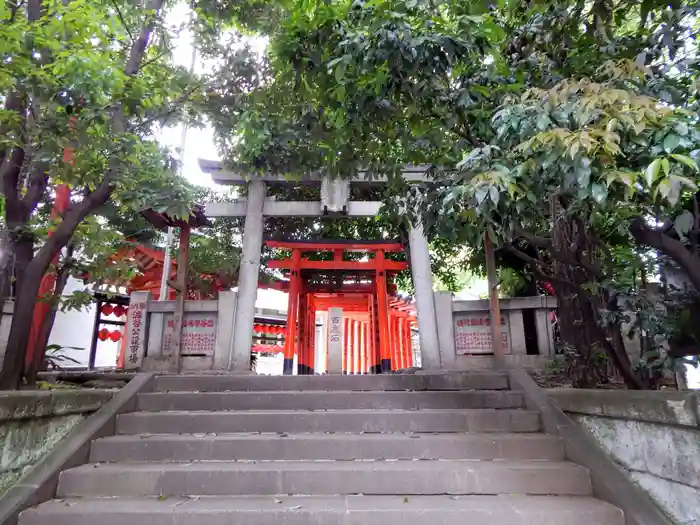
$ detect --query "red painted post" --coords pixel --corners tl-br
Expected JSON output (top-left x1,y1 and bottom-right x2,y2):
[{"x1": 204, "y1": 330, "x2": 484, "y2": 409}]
[
  {"x1": 390, "y1": 315, "x2": 399, "y2": 372},
  {"x1": 353, "y1": 320, "x2": 360, "y2": 375},
  {"x1": 398, "y1": 318, "x2": 407, "y2": 370},
  {"x1": 308, "y1": 299, "x2": 316, "y2": 374},
  {"x1": 283, "y1": 250, "x2": 302, "y2": 375},
  {"x1": 359, "y1": 322, "x2": 367, "y2": 375},
  {"x1": 343, "y1": 317, "x2": 350, "y2": 375},
  {"x1": 296, "y1": 290, "x2": 307, "y2": 375},
  {"x1": 404, "y1": 320, "x2": 414, "y2": 367},
  {"x1": 349, "y1": 320, "x2": 357, "y2": 375},
  {"x1": 375, "y1": 251, "x2": 392, "y2": 373}
]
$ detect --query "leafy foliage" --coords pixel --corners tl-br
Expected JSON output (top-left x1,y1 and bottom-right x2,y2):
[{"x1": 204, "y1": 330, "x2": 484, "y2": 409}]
[{"x1": 216, "y1": 0, "x2": 700, "y2": 388}]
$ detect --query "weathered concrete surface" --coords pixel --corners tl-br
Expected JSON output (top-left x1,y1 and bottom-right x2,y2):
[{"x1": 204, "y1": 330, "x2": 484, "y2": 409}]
[
  {"x1": 15, "y1": 373, "x2": 627, "y2": 525},
  {"x1": 0, "y1": 390, "x2": 114, "y2": 495},
  {"x1": 550, "y1": 388, "x2": 700, "y2": 525},
  {"x1": 20, "y1": 495, "x2": 625, "y2": 525}
]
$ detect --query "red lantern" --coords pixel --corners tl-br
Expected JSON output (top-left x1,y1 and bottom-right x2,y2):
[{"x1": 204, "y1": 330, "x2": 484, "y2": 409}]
[
  {"x1": 97, "y1": 328, "x2": 110, "y2": 341},
  {"x1": 109, "y1": 330, "x2": 122, "y2": 342},
  {"x1": 113, "y1": 305, "x2": 125, "y2": 317},
  {"x1": 101, "y1": 304, "x2": 114, "y2": 316}
]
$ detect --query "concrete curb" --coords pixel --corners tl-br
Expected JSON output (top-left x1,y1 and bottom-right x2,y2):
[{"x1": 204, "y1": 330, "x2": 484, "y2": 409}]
[
  {"x1": 0, "y1": 373, "x2": 153, "y2": 525},
  {"x1": 505, "y1": 368, "x2": 674, "y2": 525}
]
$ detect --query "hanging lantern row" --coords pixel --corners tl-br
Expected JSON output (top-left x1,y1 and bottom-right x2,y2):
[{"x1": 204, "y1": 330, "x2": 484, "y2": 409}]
[
  {"x1": 101, "y1": 304, "x2": 128, "y2": 317},
  {"x1": 97, "y1": 328, "x2": 122, "y2": 342},
  {"x1": 253, "y1": 324, "x2": 286, "y2": 335}
]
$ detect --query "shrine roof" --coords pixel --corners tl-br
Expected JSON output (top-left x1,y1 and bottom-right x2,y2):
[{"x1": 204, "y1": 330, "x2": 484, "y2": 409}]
[{"x1": 142, "y1": 203, "x2": 212, "y2": 230}]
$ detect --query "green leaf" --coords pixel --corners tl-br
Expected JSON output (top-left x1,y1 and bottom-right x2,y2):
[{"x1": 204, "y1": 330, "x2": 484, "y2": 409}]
[
  {"x1": 661, "y1": 158, "x2": 670, "y2": 178},
  {"x1": 488, "y1": 186, "x2": 500, "y2": 206},
  {"x1": 591, "y1": 183, "x2": 607, "y2": 204},
  {"x1": 674, "y1": 210, "x2": 694, "y2": 238},
  {"x1": 487, "y1": 224, "x2": 497, "y2": 244},
  {"x1": 663, "y1": 134, "x2": 681, "y2": 153},
  {"x1": 670, "y1": 175, "x2": 698, "y2": 191},
  {"x1": 670, "y1": 154, "x2": 699, "y2": 172},
  {"x1": 334, "y1": 61, "x2": 347, "y2": 84},
  {"x1": 645, "y1": 159, "x2": 661, "y2": 186}
]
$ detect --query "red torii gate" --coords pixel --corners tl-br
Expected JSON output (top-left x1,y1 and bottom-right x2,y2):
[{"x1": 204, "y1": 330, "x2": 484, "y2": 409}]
[{"x1": 264, "y1": 240, "x2": 416, "y2": 375}]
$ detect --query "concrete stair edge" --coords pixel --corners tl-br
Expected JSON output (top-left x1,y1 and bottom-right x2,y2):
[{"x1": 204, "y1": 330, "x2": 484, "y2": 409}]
[
  {"x1": 19, "y1": 495, "x2": 626, "y2": 525},
  {"x1": 56, "y1": 460, "x2": 593, "y2": 498},
  {"x1": 89, "y1": 432, "x2": 565, "y2": 462},
  {"x1": 135, "y1": 390, "x2": 526, "y2": 411},
  {"x1": 115, "y1": 409, "x2": 542, "y2": 434},
  {"x1": 150, "y1": 372, "x2": 511, "y2": 392}
]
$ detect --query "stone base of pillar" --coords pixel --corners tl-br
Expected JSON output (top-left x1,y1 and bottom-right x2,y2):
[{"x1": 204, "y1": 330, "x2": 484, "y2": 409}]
[{"x1": 283, "y1": 359, "x2": 294, "y2": 375}]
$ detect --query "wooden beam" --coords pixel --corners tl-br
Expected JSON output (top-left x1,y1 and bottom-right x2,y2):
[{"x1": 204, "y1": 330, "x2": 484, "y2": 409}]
[
  {"x1": 267, "y1": 259, "x2": 408, "y2": 271},
  {"x1": 484, "y1": 232, "x2": 503, "y2": 359},
  {"x1": 170, "y1": 227, "x2": 190, "y2": 372},
  {"x1": 265, "y1": 240, "x2": 404, "y2": 252}
]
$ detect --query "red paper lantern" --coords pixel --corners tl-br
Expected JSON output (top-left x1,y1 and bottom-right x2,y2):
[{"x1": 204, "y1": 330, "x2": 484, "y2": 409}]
[
  {"x1": 109, "y1": 330, "x2": 122, "y2": 342},
  {"x1": 101, "y1": 304, "x2": 114, "y2": 316},
  {"x1": 97, "y1": 328, "x2": 110, "y2": 341},
  {"x1": 113, "y1": 305, "x2": 125, "y2": 317}
]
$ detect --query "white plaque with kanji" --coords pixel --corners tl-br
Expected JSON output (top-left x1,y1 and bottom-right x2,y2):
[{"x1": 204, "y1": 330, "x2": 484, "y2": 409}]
[
  {"x1": 327, "y1": 308, "x2": 343, "y2": 373},
  {"x1": 453, "y1": 313, "x2": 510, "y2": 355},
  {"x1": 162, "y1": 313, "x2": 217, "y2": 356}
]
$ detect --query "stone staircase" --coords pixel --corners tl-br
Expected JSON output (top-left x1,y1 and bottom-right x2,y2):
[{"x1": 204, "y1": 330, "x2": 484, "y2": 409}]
[{"x1": 20, "y1": 372, "x2": 624, "y2": 524}]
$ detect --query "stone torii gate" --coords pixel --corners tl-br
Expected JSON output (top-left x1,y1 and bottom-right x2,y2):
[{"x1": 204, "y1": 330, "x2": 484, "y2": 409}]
[{"x1": 199, "y1": 160, "x2": 442, "y2": 373}]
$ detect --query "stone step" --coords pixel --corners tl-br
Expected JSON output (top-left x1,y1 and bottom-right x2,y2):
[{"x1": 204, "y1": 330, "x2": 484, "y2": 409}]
[
  {"x1": 19, "y1": 495, "x2": 626, "y2": 525},
  {"x1": 136, "y1": 390, "x2": 525, "y2": 412},
  {"x1": 90, "y1": 432, "x2": 564, "y2": 462},
  {"x1": 56, "y1": 461, "x2": 592, "y2": 498},
  {"x1": 151, "y1": 372, "x2": 510, "y2": 393},
  {"x1": 116, "y1": 409, "x2": 541, "y2": 434}
]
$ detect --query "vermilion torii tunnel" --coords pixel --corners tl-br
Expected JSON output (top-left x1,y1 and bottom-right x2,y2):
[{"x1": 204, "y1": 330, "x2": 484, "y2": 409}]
[{"x1": 262, "y1": 239, "x2": 416, "y2": 375}]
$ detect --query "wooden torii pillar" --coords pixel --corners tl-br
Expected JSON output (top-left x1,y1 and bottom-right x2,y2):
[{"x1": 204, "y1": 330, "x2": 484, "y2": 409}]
[
  {"x1": 140, "y1": 207, "x2": 211, "y2": 373},
  {"x1": 484, "y1": 233, "x2": 503, "y2": 359}
]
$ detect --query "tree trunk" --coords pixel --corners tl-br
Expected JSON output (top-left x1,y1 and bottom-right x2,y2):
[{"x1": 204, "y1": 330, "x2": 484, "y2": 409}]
[
  {"x1": 24, "y1": 257, "x2": 71, "y2": 387},
  {"x1": 551, "y1": 201, "x2": 644, "y2": 389},
  {"x1": 0, "y1": 0, "x2": 165, "y2": 389},
  {"x1": 0, "y1": 260, "x2": 44, "y2": 389}
]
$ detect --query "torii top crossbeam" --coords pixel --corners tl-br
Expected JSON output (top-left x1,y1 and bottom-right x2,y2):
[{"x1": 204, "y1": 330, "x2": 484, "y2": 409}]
[{"x1": 200, "y1": 159, "x2": 444, "y2": 372}]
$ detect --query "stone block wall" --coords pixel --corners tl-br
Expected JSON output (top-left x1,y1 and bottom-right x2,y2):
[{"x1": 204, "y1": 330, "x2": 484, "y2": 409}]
[
  {"x1": 0, "y1": 389, "x2": 114, "y2": 494},
  {"x1": 434, "y1": 293, "x2": 557, "y2": 370},
  {"x1": 550, "y1": 388, "x2": 700, "y2": 524}
]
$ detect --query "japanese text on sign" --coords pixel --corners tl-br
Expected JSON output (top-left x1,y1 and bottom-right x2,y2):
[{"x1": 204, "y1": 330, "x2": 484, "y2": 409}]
[
  {"x1": 163, "y1": 313, "x2": 217, "y2": 356},
  {"x1": 454, "y1": 314, "x2": 509, "y2": 355},
  {"x1": 126, "y1": 302, "x2": 146, "y2": 367},
  {"x1": 327, "y1": 307, "x2": 344, "y2": 373}
]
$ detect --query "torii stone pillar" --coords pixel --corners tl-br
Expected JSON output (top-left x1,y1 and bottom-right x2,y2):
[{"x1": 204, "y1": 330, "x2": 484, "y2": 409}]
[
  {"x1": 230, "y1": 180, "x2": 266, "y2": 371},
  {"x1": 408, "y1": 223, "x2": 441, "y2": 369}
]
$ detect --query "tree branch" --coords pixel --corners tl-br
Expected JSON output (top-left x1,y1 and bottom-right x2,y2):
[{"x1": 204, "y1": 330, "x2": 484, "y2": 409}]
[
  {"x1": 502, "y1": 244, "x2": 581, "y2": 292},
  {"x1": 512, "y1": 224, "x2": 552, "y2": 249},
  {"x1": 630, "y1": 216, "x2": 700, "y2": 294},
  {"x1": 0, "y1": 147, "x2": 25, "y2": 208},
  {"x1": 20, "y1": 163, "x2": 48, "y2": 211},
  {"x1": 512, "y1": 223, "x2": 604, "y2": 277},
  {"x1": 110, "y1": 0, "x2": 134, "y2": 43}
]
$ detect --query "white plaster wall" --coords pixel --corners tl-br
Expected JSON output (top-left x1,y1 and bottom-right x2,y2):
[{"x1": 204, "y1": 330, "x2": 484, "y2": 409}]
[{"x1": 47, "y1": 278, "x2": 120, "y2": 369}]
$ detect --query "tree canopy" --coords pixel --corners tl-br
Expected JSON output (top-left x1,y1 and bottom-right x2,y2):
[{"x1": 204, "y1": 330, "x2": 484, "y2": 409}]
[{"x1": 207, "y1": 0, "x2": 700, "y2": 387}]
